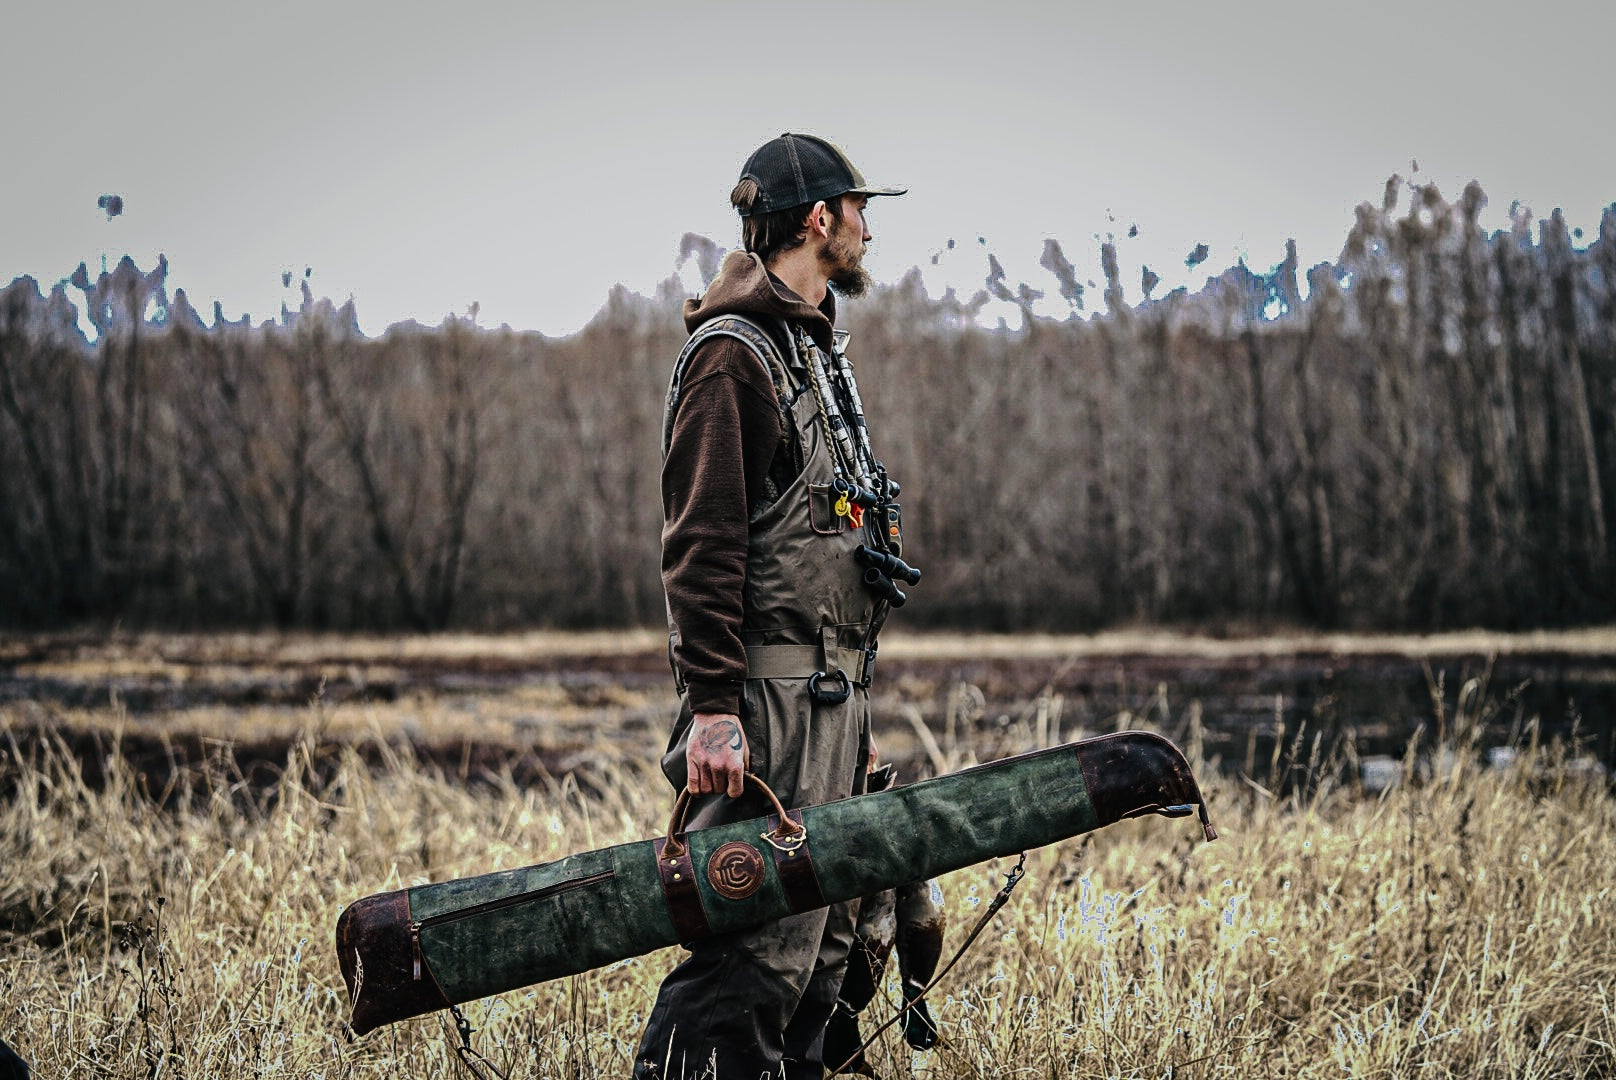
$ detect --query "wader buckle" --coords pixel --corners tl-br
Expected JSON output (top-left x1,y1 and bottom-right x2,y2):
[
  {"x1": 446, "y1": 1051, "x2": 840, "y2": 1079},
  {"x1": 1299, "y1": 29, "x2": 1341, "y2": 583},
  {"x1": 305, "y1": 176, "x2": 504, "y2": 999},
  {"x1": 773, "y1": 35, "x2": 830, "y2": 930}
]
[
  {"x1": 808, "y1": 669, "x2": 852, "y2": 705},
  {"x1": 859, "y1": 647, "x2": 877, "y2": 689}
]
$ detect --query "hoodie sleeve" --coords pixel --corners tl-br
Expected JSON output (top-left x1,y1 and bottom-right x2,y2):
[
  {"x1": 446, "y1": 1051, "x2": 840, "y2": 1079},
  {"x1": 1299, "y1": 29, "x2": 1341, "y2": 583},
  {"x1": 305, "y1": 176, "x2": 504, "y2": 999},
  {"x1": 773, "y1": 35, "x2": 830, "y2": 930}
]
[{"x1": 661, "y1": 337, "x2": 784, "y2": 714}]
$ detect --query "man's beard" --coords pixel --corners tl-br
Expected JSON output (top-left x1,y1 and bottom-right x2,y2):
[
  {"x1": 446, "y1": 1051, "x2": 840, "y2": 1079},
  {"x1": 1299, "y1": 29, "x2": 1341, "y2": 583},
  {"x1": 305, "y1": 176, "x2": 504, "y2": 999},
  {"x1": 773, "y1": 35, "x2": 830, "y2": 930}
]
[
  {"x1": 829, "y1": 262, "x2": 872, "y2": 298},
  {"x1": 821, "y1": 219, "x2": 872, "y2": 298}
]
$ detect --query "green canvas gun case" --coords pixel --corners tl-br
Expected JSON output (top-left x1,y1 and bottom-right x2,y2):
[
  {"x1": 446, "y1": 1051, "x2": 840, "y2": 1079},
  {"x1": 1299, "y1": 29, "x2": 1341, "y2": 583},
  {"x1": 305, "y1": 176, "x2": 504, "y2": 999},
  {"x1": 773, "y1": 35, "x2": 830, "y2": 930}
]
[{"x1": 336, "y1": 729, "x2": 1215, "y2": 1034}]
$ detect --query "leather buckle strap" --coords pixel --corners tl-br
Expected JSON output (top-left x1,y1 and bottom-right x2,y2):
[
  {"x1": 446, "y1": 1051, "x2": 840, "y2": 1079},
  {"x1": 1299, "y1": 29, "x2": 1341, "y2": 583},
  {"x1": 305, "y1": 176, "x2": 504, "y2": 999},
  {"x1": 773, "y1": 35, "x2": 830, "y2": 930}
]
[
  {"x1": 765, "y1": 808, "x2": 827, "y2": 914},
  {"x1": 653, "y1": 836, "x2": 711, "y2": 943}
]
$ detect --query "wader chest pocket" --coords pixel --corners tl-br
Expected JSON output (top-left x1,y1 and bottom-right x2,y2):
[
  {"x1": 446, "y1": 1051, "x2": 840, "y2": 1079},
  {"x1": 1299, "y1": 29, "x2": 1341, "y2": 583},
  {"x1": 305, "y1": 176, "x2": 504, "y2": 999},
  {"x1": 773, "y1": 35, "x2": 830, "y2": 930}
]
[{"x1": 807, "y1": 483, "x2": 847, "y2": 535}]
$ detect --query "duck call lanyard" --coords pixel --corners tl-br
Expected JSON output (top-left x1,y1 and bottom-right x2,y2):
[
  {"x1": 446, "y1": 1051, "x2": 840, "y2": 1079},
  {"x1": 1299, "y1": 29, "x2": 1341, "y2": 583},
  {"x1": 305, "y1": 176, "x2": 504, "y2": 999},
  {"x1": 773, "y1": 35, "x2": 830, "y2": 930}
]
[
  {"x1": 793, "y1": 325, "x2": 907, "y2": 665},
  {"x1": 795, "y1": 326, "x2": 900, "y2": 552},
  {"x1": 798, "y1": 326, "x2": 880, "y2": 503}
]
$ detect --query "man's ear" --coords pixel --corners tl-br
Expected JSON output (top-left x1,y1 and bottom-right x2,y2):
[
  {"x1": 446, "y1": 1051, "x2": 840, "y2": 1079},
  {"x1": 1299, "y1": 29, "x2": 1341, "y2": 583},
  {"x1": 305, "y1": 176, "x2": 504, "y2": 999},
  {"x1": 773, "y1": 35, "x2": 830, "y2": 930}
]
[{"x1": 807, "y1": 200, "x2": 833, "y2": 239}]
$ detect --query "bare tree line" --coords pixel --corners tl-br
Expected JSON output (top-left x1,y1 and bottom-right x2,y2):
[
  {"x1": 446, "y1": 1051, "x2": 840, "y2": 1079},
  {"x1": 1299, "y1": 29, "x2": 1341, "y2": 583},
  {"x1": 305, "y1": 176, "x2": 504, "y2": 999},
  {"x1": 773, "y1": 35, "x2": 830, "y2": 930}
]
[{"x1": 2, "y1": 179, "x2": 1612, "y2": 631}]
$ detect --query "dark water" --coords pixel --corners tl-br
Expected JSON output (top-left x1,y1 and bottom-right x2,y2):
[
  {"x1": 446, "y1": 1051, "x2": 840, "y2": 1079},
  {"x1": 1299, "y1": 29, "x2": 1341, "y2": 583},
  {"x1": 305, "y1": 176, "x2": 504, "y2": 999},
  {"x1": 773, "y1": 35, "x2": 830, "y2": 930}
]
[
  {"x1": 892, "y1": 649, "x2": 1616, "y2": 781},
  {"x1": 3, "y1": 640, "x2": 1612, "y2": 790}
]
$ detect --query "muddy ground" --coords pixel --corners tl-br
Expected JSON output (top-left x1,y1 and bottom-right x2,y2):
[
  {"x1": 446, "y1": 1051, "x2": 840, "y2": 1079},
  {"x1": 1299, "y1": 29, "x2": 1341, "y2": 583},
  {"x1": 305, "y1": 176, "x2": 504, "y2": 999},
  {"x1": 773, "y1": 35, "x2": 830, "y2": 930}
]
[{"x1": 3, "y1": 629, "x2": 1613, "y2": 795}]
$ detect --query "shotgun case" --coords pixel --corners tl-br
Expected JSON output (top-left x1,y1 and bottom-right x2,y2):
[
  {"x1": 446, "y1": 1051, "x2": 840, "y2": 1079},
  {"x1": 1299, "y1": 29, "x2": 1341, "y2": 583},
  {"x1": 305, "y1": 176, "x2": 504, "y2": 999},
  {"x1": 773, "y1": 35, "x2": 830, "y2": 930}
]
[{"x1": 336, "y1": 730, "x2": 1215, "y2": 1034}]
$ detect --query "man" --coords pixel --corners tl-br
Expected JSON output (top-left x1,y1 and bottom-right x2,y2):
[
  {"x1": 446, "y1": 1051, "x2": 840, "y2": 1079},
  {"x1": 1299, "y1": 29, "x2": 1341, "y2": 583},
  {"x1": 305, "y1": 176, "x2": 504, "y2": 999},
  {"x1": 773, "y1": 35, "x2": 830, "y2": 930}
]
[{"x1": 635, "y1": 133, "x2": 911, "y2": 1079}]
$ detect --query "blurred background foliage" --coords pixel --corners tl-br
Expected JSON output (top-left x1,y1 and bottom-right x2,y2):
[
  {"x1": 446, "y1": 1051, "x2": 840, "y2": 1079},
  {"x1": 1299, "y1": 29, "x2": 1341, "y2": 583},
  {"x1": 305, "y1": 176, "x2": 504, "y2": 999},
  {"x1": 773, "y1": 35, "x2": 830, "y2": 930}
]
[{"x1": 2, "y1": 178, "x2": 1613, "y2": 632}]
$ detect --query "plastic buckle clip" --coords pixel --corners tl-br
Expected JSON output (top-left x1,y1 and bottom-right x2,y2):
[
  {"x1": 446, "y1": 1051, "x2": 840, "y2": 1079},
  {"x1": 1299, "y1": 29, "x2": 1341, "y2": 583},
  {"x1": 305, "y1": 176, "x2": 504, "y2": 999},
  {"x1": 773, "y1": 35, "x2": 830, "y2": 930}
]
[{"x1": 808, "y1": 670, "x2": 851, "y2": 705}]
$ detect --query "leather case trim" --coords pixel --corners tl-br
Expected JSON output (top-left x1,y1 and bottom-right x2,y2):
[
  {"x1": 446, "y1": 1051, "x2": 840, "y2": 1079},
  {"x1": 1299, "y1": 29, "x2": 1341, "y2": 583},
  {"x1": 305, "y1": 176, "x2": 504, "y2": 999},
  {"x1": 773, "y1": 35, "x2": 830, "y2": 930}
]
[
  {"x1": 767, "y1": 809, "x2": 828, "y2": 913},
  {"x1": 654, "y1": 836, "x2": 712, "y2": 942}
]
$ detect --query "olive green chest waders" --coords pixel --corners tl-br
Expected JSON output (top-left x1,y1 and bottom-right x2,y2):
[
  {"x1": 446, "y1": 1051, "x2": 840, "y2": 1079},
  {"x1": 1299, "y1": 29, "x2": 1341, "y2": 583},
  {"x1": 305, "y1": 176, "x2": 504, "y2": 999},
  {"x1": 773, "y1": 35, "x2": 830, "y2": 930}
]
[{"x1": 638, "y1": 315, "x2": 887, "y2": 1080}]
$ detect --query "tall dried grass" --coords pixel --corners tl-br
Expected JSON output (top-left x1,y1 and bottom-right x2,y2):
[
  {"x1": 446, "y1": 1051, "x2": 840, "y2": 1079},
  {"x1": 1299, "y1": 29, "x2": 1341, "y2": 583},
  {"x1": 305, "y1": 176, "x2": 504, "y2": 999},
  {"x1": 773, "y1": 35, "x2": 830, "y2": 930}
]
[{"x1": 2, "y1": 697, "x2": 1612, "y2": 1078}]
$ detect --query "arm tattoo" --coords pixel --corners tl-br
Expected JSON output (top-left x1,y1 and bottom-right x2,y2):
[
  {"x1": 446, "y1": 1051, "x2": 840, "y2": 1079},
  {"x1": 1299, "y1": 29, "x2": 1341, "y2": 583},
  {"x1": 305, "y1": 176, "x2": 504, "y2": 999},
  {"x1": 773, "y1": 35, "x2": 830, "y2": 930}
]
[{"x1": 699, "y1": 719, "x2": 743, "y2": 755}]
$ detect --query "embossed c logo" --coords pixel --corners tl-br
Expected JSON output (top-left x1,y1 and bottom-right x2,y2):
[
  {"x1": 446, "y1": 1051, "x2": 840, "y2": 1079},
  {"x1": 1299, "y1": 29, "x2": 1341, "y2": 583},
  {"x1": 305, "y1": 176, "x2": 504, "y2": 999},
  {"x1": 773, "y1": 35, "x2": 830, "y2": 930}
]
[{"x1": 706, "y1": 841, "x2": 765, "y2": 900}]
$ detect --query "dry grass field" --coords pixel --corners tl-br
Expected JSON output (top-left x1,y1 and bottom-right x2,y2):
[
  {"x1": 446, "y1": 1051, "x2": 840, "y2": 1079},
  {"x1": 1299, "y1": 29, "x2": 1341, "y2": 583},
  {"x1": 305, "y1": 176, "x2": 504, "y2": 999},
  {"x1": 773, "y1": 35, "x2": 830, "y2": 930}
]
[{"x1": 3, "y1": 631, "x2": 1615, "y2": 1078}]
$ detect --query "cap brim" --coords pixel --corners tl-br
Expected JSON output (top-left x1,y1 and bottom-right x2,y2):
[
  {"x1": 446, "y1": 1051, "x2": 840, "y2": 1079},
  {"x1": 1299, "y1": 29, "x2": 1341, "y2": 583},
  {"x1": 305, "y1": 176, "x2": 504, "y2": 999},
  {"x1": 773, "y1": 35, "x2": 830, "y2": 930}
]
[{"x1": 849, "y1": 185, "x2": 906, "y2": 198}]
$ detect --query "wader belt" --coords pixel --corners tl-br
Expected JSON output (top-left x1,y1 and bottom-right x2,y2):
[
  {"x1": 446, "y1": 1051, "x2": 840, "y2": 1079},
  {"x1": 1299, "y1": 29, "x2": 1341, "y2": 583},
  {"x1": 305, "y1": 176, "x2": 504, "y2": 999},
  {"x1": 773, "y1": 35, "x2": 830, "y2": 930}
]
[
  {"x1": 743, "y1": 643, "x2": 871, "y2": 683},
  {"x1": 669, "y1": 638, "x2": 874, "y2": 695}
]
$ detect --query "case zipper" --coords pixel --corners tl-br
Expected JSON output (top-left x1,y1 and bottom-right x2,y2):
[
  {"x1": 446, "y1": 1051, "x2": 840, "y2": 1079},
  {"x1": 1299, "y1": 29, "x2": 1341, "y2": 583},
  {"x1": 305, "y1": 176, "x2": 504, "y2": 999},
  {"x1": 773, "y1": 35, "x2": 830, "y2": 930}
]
[{"x1": 409, "y1": 868, "x2": 615, "y2": 981}]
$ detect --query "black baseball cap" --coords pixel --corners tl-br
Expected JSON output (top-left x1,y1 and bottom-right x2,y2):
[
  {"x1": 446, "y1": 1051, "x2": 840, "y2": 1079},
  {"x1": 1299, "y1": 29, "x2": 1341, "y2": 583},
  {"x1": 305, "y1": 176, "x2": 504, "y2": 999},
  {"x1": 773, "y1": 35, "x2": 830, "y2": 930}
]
[{"x1": 737, "y1": 133, "x2": 906, "y2": 218}]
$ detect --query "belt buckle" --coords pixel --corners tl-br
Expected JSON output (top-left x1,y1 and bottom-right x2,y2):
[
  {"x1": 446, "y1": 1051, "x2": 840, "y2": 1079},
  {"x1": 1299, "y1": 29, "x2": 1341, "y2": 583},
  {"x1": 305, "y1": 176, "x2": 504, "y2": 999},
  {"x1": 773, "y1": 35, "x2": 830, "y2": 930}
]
[{"x1": 807, "y1": 670, "x2": 851, "y2": 705}]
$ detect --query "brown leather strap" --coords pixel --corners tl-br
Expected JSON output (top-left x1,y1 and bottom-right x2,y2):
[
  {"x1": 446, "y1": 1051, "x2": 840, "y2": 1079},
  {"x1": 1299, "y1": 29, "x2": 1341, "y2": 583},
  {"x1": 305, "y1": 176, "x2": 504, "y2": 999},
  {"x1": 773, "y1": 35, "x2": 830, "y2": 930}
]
[
  {"x1": 654, "y1": 836, "x2": 711, "y2": 942},
  {"x1": 767, "y1": 809, "x2": 827, "y2": 914},
  {"x1": 663, "y1": 775, "x2": 802, "y2": 858}
]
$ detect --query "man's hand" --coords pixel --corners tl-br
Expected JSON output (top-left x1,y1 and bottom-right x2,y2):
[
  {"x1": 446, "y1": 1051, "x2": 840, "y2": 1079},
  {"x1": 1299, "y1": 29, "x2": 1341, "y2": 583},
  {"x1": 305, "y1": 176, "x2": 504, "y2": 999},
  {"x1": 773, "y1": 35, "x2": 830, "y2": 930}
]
[{"x1": 688, "y1": 712, "x2": 749, "y2": 797}]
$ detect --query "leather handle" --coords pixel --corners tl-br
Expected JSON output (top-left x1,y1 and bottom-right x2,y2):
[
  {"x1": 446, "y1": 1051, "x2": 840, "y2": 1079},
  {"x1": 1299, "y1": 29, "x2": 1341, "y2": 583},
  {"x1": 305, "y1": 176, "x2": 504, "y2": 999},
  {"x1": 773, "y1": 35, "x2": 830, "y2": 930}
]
[{"x1": 662, "y1": 773, "x2": 801, "y2": 859}]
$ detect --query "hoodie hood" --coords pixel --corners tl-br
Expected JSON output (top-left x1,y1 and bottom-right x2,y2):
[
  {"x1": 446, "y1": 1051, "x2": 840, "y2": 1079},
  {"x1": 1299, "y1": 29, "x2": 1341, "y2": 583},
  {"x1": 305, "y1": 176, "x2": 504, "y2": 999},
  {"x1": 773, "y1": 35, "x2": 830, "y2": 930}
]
[{"x1": 684, "y1": 251, "x2": 837, "y2": 354}]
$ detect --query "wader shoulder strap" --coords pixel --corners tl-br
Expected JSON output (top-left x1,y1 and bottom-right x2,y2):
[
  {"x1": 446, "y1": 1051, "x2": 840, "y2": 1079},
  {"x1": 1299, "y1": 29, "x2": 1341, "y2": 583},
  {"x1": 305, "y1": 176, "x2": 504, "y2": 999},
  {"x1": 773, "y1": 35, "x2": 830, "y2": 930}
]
[{"x1": 663, "y1": 315, "x2": 801, "y2": 457}]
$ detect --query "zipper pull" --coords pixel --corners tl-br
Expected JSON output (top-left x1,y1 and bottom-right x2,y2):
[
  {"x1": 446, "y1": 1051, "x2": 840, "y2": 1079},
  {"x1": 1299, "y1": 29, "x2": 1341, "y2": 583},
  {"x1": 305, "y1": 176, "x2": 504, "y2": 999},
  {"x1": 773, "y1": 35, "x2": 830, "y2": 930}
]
[{"x1": 409, "y1": 921, "x2": 423, "y2": 981}]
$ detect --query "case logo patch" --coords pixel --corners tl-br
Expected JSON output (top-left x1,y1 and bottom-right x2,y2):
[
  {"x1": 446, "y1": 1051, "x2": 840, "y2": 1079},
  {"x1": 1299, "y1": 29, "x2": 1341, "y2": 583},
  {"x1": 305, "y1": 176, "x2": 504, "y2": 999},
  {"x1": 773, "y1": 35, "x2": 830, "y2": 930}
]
[{"x1": 707, "y1": 842, "x2": 766, "y2": 900}]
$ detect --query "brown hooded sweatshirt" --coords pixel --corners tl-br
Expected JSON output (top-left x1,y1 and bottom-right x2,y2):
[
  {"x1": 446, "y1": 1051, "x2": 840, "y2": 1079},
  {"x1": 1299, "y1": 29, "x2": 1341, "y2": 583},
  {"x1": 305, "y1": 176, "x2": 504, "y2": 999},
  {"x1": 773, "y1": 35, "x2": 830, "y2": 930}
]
[{"x1": 663, "y1": 250, "x2": 838, "y2": 715}]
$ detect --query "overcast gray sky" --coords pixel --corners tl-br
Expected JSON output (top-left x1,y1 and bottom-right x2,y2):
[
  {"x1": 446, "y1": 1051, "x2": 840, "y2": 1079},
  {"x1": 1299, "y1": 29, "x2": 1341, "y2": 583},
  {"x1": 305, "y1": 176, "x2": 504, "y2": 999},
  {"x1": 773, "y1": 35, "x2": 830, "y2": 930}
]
[{"x1": 2, "y1": 0, "x2": 1610, "y2": 335}]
